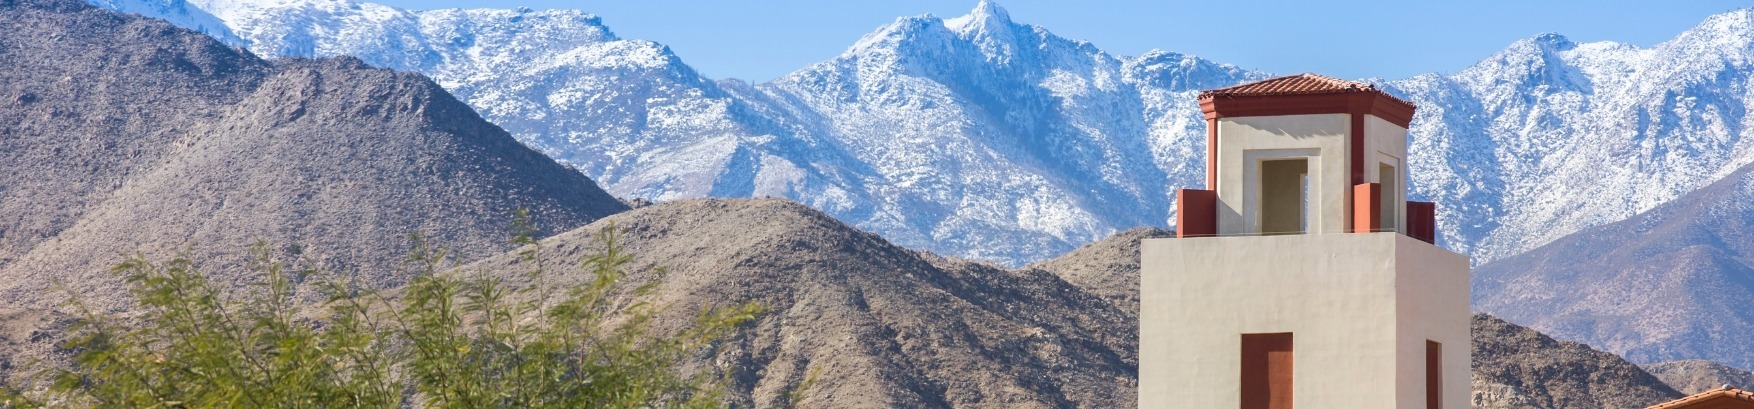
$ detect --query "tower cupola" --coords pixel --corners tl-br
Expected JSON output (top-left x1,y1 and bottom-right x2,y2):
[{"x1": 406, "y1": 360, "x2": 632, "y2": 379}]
[{"x1": 1175, "y1": 73, "x2": 1434, "y2": 242}]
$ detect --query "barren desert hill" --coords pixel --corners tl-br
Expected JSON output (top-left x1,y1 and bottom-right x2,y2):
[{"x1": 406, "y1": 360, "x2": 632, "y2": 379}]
[
  {"x1": 1644, "y1": 359, "x2": 1754, "y2": 395},
  {"x1": 460, "y1": 198, "x2": 1136, "y2": 408},
  {"x1": 1474, "y1": 160, "x2": 1754, "y2": 370},
  {"x1": 1024, "y1": 227, "x2": 1172, "y2": 314},
  {"x1": 0, "y1": 0, "x2": 628, "y2": 312}
]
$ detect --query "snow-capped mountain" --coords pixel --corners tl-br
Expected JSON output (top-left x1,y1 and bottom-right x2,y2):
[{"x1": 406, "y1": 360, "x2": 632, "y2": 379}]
[
  {"x1": 93, "y1": 0, "x2": 1263, "y2": 265},
  {"x1": 1388, "y1": 9, "x2": 1754, "y2": 261},
  {"x1": 747, "y1": 2, "x2": 1263, "y2": 261},
  {"x1": 89, "y1": 0, "x2": 1754, "y2": 268}
]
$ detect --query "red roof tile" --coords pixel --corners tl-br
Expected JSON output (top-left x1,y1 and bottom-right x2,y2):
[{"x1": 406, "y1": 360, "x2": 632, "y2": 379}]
[
  {"x1": 1648, "y1": 386, "x2": 1754, "y2": 409},
  {"x1": 1198, "y1": 73, "x2": 1413, "y2": 107}
]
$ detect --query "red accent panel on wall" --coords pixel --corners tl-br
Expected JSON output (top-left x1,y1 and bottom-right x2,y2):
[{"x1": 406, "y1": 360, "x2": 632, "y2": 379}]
[
  {"x1": 1176, "y1": 189, "x2": 1217, "y2": 238},
  {"x1": 1407, "y1": 201, "x2": 1437, "y2": 244},
  {"x1": 1427, "y1": 340, "x2": 1443, "y2": 409},
  {"x1": 1350, "y1": 113, "x2": 1366, "y2": 186},
  {"x1": 1353, "y1": 183, "x2": 1381, "y2": 233},
  {"x1": 1242, "y1": 333, "x2": 1294, "y2": 409}
]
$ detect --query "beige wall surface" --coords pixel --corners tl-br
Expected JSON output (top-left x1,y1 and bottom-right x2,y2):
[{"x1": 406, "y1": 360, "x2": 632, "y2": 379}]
[
  {"x1": 1139, "y1": 233, "x2": 1469, "y2": 409},
  {"x1": 1216, "y1": 114, "x2": 1350, "y2": 236},
  {"x1": 1394, "y1": 235, "x2": 1471, "y2": 409}
]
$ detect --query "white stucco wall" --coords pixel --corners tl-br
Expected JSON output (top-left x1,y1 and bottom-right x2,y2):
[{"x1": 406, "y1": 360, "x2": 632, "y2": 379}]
[
  {"x1": 1216, "y1": 114, "x2": 1350, "y2": 236},
  {"x1": 1139, "y1": 233, "x2": 1469, "y2": 409},
  {"x1": 1394, "y1": 235, "x2": 1472, "y2": 409}
]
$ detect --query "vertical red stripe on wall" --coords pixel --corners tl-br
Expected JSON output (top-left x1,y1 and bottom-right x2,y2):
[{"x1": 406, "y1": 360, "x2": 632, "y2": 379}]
[
  {"x1": 1349, "y1": 113, "x2": 1365, "y2": 186},
  {"x1": 1427, "y1": 340, "x2": 1443, "y2": 409},
  {"x1": 1352, "y1": 183, "x2": 1381, "y2": 233}
]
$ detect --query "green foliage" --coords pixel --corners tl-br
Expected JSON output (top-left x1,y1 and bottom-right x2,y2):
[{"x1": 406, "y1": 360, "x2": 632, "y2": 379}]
[{"x1": 5, "y1": 217, "x2": 765, "y2": 408}]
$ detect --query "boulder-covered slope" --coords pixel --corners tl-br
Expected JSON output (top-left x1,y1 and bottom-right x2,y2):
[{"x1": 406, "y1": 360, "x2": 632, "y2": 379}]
[
  {"x1": 1024, "y1": 227, "x2": 1170, "y2": 314},
  {"x1": 1474, "y1": 161, "x2": 1754, "y2": 370},
  {"x1": 1644, "y1": 360, "x2": 1754, "y2": 395},
  {"x1": 0, "y1": 0, "x2": 627, "y2": 309},
  {"x1": 1470, "y1": 314, "x2": 1682, "y2": 408},
  {"x1": 462, "y1": 198, "x2": 1135, "y2": 408}
]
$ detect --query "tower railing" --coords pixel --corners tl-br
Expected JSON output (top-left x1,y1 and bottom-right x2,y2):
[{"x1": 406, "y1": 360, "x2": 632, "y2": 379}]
[{"x1": 1173, "y1": 188, "x2": 1438, "y2": 244}]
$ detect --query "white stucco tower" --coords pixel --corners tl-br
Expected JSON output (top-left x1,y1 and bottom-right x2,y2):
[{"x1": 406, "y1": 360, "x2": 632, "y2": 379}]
[{"x1": 1139, "y1": 74, "x2": 1470, "y2": 409}]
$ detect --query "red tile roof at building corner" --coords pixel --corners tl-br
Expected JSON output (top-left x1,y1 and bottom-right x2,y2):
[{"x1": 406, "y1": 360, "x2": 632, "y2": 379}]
[
  {"x1": 1648, "y1": 386, "x2": 1754, "y2": 408},
  {"x1": 1197, "y1": 73, "x2": 1415, "y2": 107}
]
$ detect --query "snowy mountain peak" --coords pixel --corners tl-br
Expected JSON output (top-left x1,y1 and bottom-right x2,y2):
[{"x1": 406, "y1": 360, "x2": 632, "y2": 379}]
[
  {"x1": 1699, "y1": 8, "x2": 1754, "y2": 31},
  {"x1": 942, "y1": 0, "x2": 1030, "y2": 63},
  {"x1": 944, "y1": 0, "x2": 1013, "y2": 34},
  {"x1": 1529, "y1": 32, "x2": 1577, "y2": 51},
  {"x1": 1676, "y1": 8, "x2": 1754, "y2": 51}
]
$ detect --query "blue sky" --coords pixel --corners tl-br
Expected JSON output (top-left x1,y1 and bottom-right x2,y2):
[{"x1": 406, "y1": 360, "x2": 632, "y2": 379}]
[{"x1": 371, "y1": 0, "x2": 1748, "y2": 82}]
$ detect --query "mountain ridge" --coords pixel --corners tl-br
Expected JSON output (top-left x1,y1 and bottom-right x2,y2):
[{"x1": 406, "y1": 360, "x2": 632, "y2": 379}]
[
  {"x1": 1473, "y1": 160, "x2": 1754, "y2": 370},
  {"x1": 95, "y1": 0, "x2": 1754, "y2": 271}
]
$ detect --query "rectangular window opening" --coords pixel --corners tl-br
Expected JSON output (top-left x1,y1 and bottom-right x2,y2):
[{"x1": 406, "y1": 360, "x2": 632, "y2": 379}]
[
  {"x1": 1260, "y1": 159, "x2": 1309, "y2": 235},
  {"x1": 1379, "y1": 163, "x2": 1399, "y2": 233},
  {"x1": 1242, "y1": 333, "x2": 1293, "y2": 409},
  {"x1": 1427, "y1": 340, "x2": 1442, "y2": 409}
]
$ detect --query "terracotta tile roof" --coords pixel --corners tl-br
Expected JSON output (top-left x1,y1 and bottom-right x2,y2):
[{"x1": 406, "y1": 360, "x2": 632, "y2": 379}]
[
  {"x1": 1648, "y1": 386, "x2": 1754, "y2": 408},
  {"x1": 1198, "y1": 73, "x2": 1413, "y2": 107}
]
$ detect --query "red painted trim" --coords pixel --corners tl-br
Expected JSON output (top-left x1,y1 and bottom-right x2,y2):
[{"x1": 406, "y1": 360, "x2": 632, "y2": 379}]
[
  {"x1": 1206, "y1": 118, "x2": 1219, "y2": 190},
  {"x1": 1176, "y1": 189, "x2": 1218, "y2": 238},
  {"x1": 1407, "y1": 201, "x2": 1437, "y2": 244},
  {"x1": 1427, "y1": 340, "x2": 1443, "y2": 409},
  {"x1": 1350, "y1": 113, "x2": 1366, "y2": 186},
  {"x1": 1353, "y1": 183, "x2": 1381, "y2": 233},
  {"x1": 1199, "y1": 92, "x2": 1415, "y2": 128}
]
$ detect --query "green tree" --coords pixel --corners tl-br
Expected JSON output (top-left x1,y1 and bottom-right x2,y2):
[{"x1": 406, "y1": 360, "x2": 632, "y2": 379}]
[{"x1": 4, "y1": 218, "x2": 764, "y2": 408}]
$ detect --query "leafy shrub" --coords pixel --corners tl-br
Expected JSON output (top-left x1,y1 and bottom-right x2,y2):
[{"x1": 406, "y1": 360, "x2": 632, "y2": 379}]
[{"x1": 3, "y1": 216, "x2": 764, "y2": 408}]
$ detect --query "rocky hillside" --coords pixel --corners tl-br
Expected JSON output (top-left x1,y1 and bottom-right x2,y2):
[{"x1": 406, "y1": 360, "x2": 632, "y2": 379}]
[
  {"x1": 1645, "y1": 360, "x2": 1754, "y2": 395},
  {"x1": 1471, "y1": 314, "x2": 1682, "y2": 408},
  {"x1": 1023, "y1": 228, "x2": 1170, "y2": 314},
  {"x1": 1474, "y1": 161, "x2": 1754, "y2": 370},
  {"x1": 0, "y1": 0, "x2": 626, "y2": 309},
  {"x1": 462, "y1": 198, "x2": 1134, "y2": 408}
]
